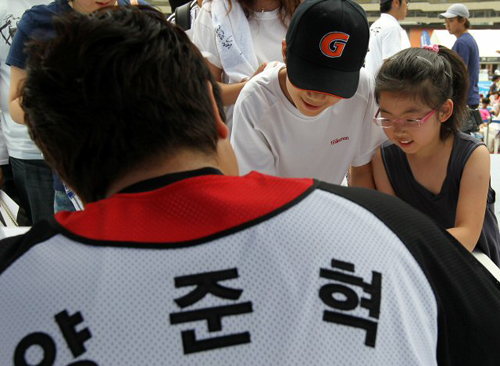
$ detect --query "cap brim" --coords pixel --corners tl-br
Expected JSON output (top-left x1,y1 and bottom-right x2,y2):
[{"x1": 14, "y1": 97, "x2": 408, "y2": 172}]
[
  {"x1": 438, "y1": 12, "x2": 457, "y2": 18},
  {"x1": 287, "y1": 52, "x2": 360, "y2": 99}
]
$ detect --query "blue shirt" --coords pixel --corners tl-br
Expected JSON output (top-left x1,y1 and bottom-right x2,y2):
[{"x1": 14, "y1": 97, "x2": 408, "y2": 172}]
[
  {"x1": 452, "y1": 32, "x2": 480, "y2": 106},
  {"x1": 6, "y1": 0, "x2": 149, "y2": 69}
]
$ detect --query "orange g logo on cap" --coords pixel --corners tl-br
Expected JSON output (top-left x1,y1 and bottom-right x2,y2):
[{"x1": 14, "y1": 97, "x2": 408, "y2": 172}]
[{"x1": 320, "y1": 32, "x2": 350, "y2": 58}]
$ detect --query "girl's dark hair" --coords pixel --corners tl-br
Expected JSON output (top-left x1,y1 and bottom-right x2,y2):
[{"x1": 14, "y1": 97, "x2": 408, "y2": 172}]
[
  {"x1": 374, "y1": 46, "x2": 469, "y2": 141},
  {"x1": 223, "y1": 0, "x2": 300, "y2": 26}
]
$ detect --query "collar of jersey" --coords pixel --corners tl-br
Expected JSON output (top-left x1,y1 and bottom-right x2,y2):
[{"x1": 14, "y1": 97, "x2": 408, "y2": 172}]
[
  {"x1": 54, "y1": 171, "x2": 316, "y2": 245},
  {"x1": 118, "y1": 167, "x2": 223, "y2": 194}
]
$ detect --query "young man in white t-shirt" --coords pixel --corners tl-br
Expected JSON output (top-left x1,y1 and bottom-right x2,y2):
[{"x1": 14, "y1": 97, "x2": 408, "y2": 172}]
[
  {"x1": 364, "y1": 0, "x2": 410, "y2": 77},
  {"x1": 231, "y1": 0, "x2": 386, "y2": 187}
]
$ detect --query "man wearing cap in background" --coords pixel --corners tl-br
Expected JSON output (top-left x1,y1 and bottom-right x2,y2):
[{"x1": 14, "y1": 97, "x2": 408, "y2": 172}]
[
  {"x1": 364, "y1": 0, "x2": 410, "y2": 77},
  {"x1": 440, "y1": 3, "x2": 480, "y2": 109},
  {"x1": 232, "y1": 0, "x2": 386, "y2": 188}
]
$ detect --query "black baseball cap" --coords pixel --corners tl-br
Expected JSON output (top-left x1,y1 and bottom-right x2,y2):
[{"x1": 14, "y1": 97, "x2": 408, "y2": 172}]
[{"x1": 285, "y1": 0, "x2": 369, "y2": 98}]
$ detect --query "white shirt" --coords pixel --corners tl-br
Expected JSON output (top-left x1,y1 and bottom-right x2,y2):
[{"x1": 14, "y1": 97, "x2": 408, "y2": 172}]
[
  {"x1": 0, "y1": 0, "x2": 48, "y2": 162},
  {"x1": 364, "y1": 13, "x2": 410, "y2": 77},
  {"x1": 231, "y1": 63, "x2": 387, "y2": 184}
]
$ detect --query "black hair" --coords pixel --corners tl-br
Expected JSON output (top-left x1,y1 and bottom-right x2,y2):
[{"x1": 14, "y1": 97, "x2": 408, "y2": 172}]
[
  {"x1": 375, "y1": 46, "x2": 469, "y2": 141},
  {"x1": 457, "y1": 16, "x2": 471, "y2": 29},
  {"x1": 380, "y1": 0, "x2": 392, "y2": 13},
  {"x1": 22, "y1": 6, "x2": 224, "y2": 203}
]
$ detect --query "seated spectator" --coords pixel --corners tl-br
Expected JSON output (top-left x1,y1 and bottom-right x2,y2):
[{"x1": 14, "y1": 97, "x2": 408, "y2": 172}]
[
  {"x1": 231, "y1": 0, "x2": 386, "y2": 187},
  {"x1": 491, "y1": 91, "x2": 500, "y2": 117},
  {"x1": 1, "y1": 6, "x2": 500, "y2": 365},
  {"x1": 487, "y1": 75, "x2": 500, "y2": 98},
  {"x1": 480, "y1": 97, "x2": 492, "y2": 122}
]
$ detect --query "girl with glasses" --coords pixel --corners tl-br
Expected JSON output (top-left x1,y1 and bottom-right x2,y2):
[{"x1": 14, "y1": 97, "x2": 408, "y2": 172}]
[{"x1": 372, "y1": 46, "x2": 500, "y2": 266}]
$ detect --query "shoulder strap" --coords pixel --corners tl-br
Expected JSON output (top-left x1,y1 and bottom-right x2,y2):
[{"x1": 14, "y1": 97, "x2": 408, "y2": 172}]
[{"x1": 175, "y1": 1, "x2": 192, "y2": 31}]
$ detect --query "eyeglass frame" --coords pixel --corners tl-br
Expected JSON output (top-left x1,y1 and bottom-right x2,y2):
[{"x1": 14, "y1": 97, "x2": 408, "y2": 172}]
[{"x1": 372, "y1": 108, "x2": 437, "y2": 129}]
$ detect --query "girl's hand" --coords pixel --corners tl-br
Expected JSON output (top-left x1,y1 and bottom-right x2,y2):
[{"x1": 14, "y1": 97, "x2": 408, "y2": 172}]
[{"x1": 241, "y1": 63, "x2": 267, "y2": 82}]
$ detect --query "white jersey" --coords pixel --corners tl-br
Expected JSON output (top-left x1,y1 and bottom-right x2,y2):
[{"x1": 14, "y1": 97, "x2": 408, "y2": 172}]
[
  {"x1": 1, "y1": 169, "x2": 500, "y2": 365},
  {"x1": 0, "y1": 0, "x2": 47, "y2": 161},
  {"x1": 231, "y1": 63, "x2": 386, "y2": 184},
  {"x1": 364, "y1": 13, "x2": 411, "y2": 77}
]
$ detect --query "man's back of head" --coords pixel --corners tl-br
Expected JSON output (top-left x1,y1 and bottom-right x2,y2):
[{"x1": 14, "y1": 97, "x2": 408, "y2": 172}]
[
  {"x1": 22, "y1": 6, "x2": 225, "y2": 204},
  {"x1": 379, "y1": 0, "x2": 408, "y2": 20}
]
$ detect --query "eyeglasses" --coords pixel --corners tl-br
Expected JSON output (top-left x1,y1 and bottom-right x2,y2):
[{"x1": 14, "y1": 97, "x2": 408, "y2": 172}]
[{"x1": 372, "y1": 109, "x2": 436, "y2": 128}]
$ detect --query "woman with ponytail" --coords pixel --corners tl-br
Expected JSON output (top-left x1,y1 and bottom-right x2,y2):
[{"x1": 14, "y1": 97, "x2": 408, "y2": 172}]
[{"x1": 372, "y1": 46, "x2": 500, "y2": 266}]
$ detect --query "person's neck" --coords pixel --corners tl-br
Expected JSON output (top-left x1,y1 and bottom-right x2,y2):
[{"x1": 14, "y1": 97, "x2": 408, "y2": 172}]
[
  {"x1": 386, "y1": 9, "x2": 402, "y2": 22},
  {"x1": 454, "y1": 28, "x2": 468, "y2": 38},
  {"x1": 105, "y1": 150, "x2": 220, "y2": 198},
  {"x1": 408, "y1": 133, "x2": 454, "y2": 162},
  {"x1": 252, "y1": 0, "x2": 280, "y2": 12}
]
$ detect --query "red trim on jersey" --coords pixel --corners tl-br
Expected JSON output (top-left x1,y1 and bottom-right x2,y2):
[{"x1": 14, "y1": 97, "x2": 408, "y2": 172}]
[{"x1": 55, "y1": 172, "x2": 314, "y2": 243}]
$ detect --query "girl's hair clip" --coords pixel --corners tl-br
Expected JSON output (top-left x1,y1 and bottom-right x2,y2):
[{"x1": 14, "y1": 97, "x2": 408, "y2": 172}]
[{"x1": 423, "y1": 44, "x2": 439, "y2": 53}]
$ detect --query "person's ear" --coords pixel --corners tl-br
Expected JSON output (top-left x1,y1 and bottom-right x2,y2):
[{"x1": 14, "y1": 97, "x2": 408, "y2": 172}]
[
  {"x1": 282, "y1": 39, "x2": 287, "y2": 64},
  {"x1": 206, "y1": 81, "x2": 229, "y2": 139},
  {"x1": 439, "y1": 99, "x2": 454, "y2": 122}
]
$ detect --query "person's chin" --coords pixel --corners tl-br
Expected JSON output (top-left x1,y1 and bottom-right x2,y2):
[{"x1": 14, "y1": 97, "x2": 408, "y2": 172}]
[{"x1": 299, "y1": 101, "x2": 325, "y2": 117}]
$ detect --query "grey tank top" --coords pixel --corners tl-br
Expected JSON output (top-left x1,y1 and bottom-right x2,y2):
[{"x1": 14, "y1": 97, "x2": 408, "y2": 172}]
[{"x1": 381, "y1": 132, "x2": 500, "y2": 266}]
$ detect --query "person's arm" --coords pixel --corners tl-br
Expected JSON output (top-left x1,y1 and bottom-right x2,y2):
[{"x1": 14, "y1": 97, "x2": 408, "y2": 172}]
[
  {"x1": 207, "y1": 61, "x2": 266, "y2": 106},
  {"x1": 453, "y1": 41, "x2": 470, "y2": 66},
  {"x1": 348, "y1": 162, "x2": 375, "y2": 189},
  {"x1": 8, "y1": 66, "x2": 27, "y2": 125},
  {"x1": 447, "y1": 145, "x2": 491, "y2": 251},
  {"x1": 371, "y1": 148, "x2": 396, "y2": 196},
  {"x1": 231, "y1": 90, "x2": 276, "y2": 176},
  {"x1": 349, "y1": 73, "x2": 388, "y2": 188}
]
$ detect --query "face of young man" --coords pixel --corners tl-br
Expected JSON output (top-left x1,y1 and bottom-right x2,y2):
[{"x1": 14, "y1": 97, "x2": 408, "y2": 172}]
[
  {"x1": 394, "y1": 0, "x2": 409, "y2": 21},
  {"x1": 285, "y1": 76, "x2": 341, "y2": 117},
  {"x1": 71, "y1": 0, "x2": 119, "y2": 14},
  {"x1": 444, "y1": 17, "x2": 465, "y2": 36}
]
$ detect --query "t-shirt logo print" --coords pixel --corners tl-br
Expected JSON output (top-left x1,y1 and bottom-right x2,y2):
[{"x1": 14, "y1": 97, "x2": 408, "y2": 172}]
[{"x1": 320, "y1": 32, "x2": 350, "y2": 58}]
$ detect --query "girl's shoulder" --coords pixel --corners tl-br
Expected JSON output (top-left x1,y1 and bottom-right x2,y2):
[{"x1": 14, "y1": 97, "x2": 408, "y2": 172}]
[
  {"x1": 451, "y1": 132, "x2": 488, "y2": 170},
  {"x1": 456, "y1": 131, "x2": 484, "y2": 149}
]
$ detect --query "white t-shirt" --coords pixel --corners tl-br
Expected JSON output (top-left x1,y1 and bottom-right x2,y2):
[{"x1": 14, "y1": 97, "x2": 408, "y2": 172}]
[
  {"x1": 0, "y1": 0, "x2": 47, "y2": 161},
  {"x1": 231, "y1": 63, "x2": 387, "y2": 184},
  {"x1": 364, "y1": 13, "x2": 410, "y2": 77},
  {"x1": 193, "y1": 3, "x2": 287, "y2": 85}
]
